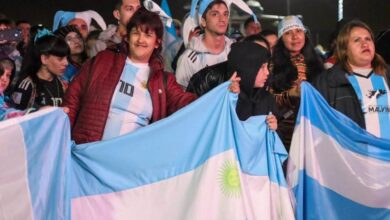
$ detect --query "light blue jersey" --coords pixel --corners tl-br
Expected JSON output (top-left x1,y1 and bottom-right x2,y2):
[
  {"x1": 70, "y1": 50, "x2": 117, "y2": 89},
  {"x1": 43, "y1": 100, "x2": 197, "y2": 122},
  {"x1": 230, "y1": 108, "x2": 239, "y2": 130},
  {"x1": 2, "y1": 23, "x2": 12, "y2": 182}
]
[
  {"x1": 347, "y1": 71, "x2": 390, "y2": 139},
  {"x1": 102, "y1": 58, "x2": 153, "y2": 140}
]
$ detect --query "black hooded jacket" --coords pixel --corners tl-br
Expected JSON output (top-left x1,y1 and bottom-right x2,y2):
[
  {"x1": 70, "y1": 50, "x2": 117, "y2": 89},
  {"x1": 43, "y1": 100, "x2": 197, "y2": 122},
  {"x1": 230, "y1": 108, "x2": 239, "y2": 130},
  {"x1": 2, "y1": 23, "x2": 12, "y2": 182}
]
[{"x1": 227, "y1": 41, "x2": 279, "y2": 121}]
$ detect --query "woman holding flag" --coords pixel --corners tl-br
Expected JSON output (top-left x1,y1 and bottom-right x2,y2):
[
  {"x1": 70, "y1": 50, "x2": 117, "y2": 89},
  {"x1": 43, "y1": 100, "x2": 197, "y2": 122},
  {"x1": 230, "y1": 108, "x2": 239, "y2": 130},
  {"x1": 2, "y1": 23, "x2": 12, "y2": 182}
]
[
  {"x1": 314, "y1": 20, "x2": 390, "y2": 139},
  {"x1": 63, "y1": 7, "x2": 240, "y2": 144}
]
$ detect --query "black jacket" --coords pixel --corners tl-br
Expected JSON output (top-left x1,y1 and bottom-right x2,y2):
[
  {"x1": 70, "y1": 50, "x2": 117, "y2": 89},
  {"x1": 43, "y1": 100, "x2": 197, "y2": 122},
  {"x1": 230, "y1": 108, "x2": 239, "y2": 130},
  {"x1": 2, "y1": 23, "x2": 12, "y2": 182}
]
[
  {"x1": 313, "y1": 64, "x2": 390, "y2": 129},
  {"x1": 186, "y1": 61, "x2": 230, "y2": 96}
]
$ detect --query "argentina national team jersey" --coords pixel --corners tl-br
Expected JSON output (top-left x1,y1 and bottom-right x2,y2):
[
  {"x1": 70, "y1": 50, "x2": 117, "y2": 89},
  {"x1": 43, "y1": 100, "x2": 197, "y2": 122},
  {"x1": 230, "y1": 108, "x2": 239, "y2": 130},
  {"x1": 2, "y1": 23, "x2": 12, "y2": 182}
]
[
  {"x1": 347, "y1": 70, "x2": 390, "y2": 139},
  {"x1": 102, "y1": 58, "x2": 153, "y2": 140}
]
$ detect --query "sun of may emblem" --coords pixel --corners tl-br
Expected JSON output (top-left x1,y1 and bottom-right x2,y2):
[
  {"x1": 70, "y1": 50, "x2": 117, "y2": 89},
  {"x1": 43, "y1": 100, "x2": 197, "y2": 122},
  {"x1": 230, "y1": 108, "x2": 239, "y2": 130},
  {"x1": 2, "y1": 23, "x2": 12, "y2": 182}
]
[{"x1": 218, "y1": 160, "x2": 241, "y2": 198}]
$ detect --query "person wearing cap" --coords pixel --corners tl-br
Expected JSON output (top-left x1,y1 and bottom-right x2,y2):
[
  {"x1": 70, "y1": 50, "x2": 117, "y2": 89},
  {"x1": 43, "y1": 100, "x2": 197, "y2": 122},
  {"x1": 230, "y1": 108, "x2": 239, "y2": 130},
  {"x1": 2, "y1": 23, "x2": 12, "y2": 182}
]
[
  {"x1": 52, "y1": 10, "x2": 107, "y2": 40},
  {"x1": 90, "y1": 0, "x2": 141, "y2": 57},
  {"x1": 175, "y1": 0, "x2": 233, "y2": 90},
  {"x1": 55, "y1": 25, "x2": 88, "y2": 83},
  {"x1": 270, "y1": 15, "x2": 324, "y2": 150},
  {"x1": 313, "y1": 20, "x2": 390, "y2": 139}
]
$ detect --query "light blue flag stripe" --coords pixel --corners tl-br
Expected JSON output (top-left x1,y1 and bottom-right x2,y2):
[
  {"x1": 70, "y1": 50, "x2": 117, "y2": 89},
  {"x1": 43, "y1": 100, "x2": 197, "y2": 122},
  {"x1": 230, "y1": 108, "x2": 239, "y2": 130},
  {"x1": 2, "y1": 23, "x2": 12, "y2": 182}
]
[
  {"x1": 71, "y1": 82, "x2": 237, "y2": 198},
  {"x1": 234, "y1": 116, "x2": 288, "y2": 187},
  {"x1": 296, "y1": 82, "x2": 390, "y2": 162},
  {"x1": 161, "y1": 0, "x2": 177, "y2": 38},
  {"x1": 292, "y1": 82, "x2": 390, "y2": 220},
  {"x1": 20, "y1": 109, "x2": 72, "y2": 220},
  {"x1": 293, "y1": 170, "x2": 390, "y2": 220},
  {"x1": 71, "y1": 82, "x2": 288, "y2": 198}
]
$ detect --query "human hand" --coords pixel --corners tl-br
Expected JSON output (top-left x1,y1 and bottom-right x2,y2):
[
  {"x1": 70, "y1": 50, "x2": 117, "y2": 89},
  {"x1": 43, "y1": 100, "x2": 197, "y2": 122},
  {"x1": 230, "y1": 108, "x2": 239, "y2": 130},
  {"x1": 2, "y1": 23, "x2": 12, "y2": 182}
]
[
  {"x1": 61, "y1": 107, "x2": 70, "y2": 114},
  {"x1": 228, "y1": 72, "x2": 241, "y2": 94},
  {"x1": 266, "y1": 114, "x2": 278, "y2": 131},
  {"x1": 188, "y1": 28, "x2": 201, "y2": 42}
]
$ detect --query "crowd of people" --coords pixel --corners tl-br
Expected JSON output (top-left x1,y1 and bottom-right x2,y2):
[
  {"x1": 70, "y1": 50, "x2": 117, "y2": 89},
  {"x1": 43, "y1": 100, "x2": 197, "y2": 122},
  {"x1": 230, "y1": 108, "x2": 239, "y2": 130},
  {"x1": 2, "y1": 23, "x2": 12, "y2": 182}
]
[{"x1": 0, "y1": 0, "x2": 389, "y2": 151}]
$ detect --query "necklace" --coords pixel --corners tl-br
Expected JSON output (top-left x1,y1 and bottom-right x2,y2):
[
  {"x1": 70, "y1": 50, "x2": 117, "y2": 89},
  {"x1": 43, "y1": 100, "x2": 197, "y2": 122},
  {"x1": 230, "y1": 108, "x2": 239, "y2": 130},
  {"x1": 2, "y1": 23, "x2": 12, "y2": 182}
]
[{"x1": 41, "y1": 77, "x2": 61, "y2": 106}]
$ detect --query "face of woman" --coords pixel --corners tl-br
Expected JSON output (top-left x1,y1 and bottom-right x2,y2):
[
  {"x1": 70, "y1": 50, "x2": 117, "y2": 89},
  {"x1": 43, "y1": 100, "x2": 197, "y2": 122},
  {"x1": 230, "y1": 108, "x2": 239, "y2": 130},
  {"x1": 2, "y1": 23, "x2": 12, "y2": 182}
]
[
  {"x1": 42, "y1": 55, "x2": 68, "y2": 76},
  {"x1": 65, "y1": 32, "x2": 84, "y2": 55},
  {"x1": 282, "y1": 28, "x2": 305, "y2": 56},
  {"x1": 128, "y1": 27, "x2": 159, "y2": 63},
  {"x1": 346, "y1": 27, "x2": 375, "y2": 69},
  {"x1": 0, "y1": 67, "x2": 12, "y2": 92},
  {"x1": 254, "y1": 63, "x2": 269, "y2": 88}
]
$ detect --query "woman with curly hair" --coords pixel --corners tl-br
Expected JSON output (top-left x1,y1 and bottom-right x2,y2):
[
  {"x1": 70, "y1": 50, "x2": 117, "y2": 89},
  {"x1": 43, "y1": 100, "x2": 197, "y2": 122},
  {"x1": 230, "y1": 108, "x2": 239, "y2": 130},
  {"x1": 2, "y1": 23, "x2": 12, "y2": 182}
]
[{"x1": 270, "y1": 16, "x2": 324, "y2": 149}]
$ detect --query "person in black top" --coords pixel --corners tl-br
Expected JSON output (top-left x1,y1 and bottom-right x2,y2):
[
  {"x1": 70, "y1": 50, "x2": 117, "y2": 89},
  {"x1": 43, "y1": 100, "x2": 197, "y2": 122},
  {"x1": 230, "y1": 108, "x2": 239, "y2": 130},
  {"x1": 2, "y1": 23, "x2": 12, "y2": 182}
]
[
  {"x1": 12, "y1": 30, "x2": 69, "y2": 110},
  {"x1": 228, "y1": 41, "x2": 278, "y2": 130}
]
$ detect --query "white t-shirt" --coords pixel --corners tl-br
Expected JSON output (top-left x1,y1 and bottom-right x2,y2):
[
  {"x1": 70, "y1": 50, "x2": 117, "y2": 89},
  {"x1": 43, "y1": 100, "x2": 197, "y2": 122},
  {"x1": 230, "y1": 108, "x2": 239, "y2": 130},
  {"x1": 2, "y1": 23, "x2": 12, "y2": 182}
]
[
  {"x1": 347, "y1": 69, "x2": 390, "y2": 139},
  {"x1": 102, "y1": 58, "x2": 153, "y2": 140}
]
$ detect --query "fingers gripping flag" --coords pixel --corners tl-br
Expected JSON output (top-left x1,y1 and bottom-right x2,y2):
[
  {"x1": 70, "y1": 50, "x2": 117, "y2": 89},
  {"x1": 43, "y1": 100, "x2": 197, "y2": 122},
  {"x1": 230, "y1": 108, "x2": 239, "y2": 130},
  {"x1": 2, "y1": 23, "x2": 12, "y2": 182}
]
[{"x1": 287, "y1": 82, "x2": 390, "y2": 220}]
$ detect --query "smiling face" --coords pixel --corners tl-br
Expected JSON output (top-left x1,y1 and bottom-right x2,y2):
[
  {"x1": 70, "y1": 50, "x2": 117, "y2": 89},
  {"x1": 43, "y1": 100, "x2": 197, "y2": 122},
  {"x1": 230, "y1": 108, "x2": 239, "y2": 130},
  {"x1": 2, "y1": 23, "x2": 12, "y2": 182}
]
[
  {"x1": 282, "y1": 28, "x2": 305, "y2": 56},
  {"x1": 128, "y1": 26, "x2": 159, "y2": 63},
  {"x1": 346, "y1": 27, "x2": 375, "y2": 69}
]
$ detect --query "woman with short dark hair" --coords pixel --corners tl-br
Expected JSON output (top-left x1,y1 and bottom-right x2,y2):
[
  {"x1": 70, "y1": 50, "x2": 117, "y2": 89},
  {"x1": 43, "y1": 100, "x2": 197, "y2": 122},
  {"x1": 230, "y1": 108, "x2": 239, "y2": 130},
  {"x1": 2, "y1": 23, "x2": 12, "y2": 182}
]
[{"x1": 63, "y1": 8, "x2": 197, "y2": 144}]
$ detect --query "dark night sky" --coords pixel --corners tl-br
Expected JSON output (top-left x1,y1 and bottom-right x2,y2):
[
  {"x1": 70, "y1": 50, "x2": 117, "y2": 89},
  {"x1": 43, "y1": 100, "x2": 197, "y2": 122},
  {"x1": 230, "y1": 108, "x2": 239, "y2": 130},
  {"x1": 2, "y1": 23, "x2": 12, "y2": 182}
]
[{"x1": 1, "y1": 0, "x2": 390, "y2": 47}]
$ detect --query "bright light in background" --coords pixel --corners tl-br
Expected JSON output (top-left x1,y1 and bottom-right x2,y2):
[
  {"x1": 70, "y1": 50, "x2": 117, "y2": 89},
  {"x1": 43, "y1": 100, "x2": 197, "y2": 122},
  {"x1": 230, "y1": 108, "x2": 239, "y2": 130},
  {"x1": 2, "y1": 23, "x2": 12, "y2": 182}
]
[{"x1": 338, "y1": 0, "x2": 343, "y2": 21}]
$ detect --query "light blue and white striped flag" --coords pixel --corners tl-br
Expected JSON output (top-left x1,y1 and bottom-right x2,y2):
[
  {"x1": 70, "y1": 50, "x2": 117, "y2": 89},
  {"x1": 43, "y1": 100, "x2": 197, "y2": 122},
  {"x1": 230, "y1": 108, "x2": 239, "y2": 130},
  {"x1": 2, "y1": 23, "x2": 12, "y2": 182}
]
[
  {"x1": 0, "y1": 108, "x2": 72, "y2": 220},
  {"x1": 1, "y1": 83, "x2": 294, "y2": 219},
  {"x1": 71, "y1": 82, "x2": 294, "y2": 219},
  {"x1": 287, "y1": 82, "x2": 390, "y2": 220}
]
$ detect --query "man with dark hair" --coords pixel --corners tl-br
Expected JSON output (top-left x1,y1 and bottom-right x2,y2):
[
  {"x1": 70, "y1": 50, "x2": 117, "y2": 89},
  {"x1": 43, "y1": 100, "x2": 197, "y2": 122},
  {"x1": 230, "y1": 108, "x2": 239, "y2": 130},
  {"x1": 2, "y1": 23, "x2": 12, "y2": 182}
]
[
  {"x1": 91, "y1": 0, "x2": 141, "y2": 57},
  {"x1": 244, "y1": 16, "x2": 261, "y2": 36},
  {"x1": 16, "y1": 20, "x2": 31, "y2": 57},
  {"x1": 176, "y1": 0, "x2": 233, "y2": 90}
]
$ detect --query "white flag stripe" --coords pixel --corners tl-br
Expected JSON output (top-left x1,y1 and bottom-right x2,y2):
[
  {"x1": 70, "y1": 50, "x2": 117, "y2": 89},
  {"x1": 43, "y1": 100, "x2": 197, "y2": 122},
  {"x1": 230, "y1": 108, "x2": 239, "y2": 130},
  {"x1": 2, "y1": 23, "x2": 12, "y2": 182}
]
[
  {"x1": 293, "y1": 118, "x2": 390, "y2": 208},
  {"x1": 0, "y1": 124, "x2": 34, "y2": 220},
  {"x1": 72, "y1": 150, "x2": 247, "y2": 220},
  {"x1": 240, "y1": 174, "x2": 295, "y2": 220}
]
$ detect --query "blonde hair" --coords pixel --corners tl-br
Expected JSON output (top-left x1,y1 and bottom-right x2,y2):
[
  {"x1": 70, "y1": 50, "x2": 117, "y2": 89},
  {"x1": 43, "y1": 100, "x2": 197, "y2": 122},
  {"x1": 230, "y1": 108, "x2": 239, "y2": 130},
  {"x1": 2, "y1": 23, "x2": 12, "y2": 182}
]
[{"x1": 335, "y1": 20, "x2": 387, "y2": 76}]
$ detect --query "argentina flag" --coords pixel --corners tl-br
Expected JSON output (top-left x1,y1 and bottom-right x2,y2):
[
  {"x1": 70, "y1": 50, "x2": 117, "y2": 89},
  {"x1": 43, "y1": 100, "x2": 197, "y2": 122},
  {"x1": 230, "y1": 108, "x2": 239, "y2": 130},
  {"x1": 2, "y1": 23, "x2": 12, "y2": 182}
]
[
  {"x1": 287, "y1": 82, "x2": 390, "y2": 220},
  {"x1": 71, "y1": 82, "x2": 294, "y2": 219},
  {"x1": 0, "y1": 108, "x2": 72, "y2": 220},
  {"x1": 1, "y1": 82, "x2": 293, "y2": 219}
]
